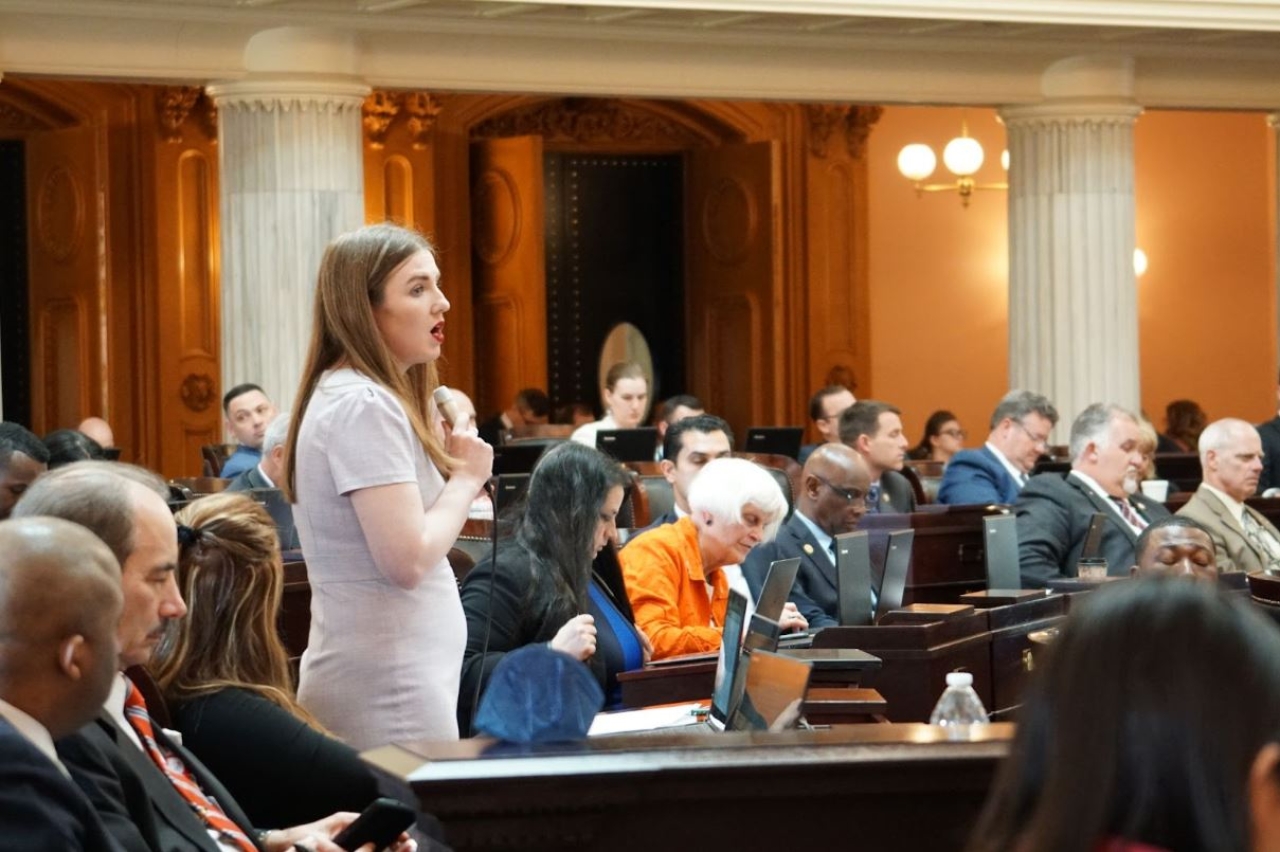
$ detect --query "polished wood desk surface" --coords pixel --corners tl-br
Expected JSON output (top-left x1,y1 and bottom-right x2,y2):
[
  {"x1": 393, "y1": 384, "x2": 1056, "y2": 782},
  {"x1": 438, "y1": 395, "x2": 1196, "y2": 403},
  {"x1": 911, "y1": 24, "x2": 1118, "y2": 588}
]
[{"x1": 365, "y1": 724, "x2": 1014, "y2": 852}]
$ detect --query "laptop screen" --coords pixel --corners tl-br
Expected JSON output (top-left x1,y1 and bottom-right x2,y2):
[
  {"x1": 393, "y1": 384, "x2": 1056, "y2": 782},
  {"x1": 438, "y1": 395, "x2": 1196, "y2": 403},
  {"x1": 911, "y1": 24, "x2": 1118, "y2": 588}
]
[
  {"x1": 835, "y1": 531, "x2": 874, "y2": 626},
  {"x1": 754, "y1": 557, "x2": 801, "y2": 623},
  {"x1": 595, "y1": 428, "x2": 659, "y2": 462},
  {"x1": 709, "y1": 590, "x2": 749, "y2": 726},
  {"x1": 744, "y1": 427, "x2": 803, "y2": 460},
  {"x1": 875, "y1": 528, "x2": 916, "y2": 619},
  {"x1": 729, "y1": 650, "x2": 813, "y2": 732}
]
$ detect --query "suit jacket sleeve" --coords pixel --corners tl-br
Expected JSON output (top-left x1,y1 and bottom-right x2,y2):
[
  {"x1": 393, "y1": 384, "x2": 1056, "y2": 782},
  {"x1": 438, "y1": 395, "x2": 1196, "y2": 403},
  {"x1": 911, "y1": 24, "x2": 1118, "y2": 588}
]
[
  {"x1": 0, "y1": 733, "x2": 124, "y2": 852},
  {"x1": 57, "y1": 728, "x2": 156, "y2": 852},
  {"x1": 1015, "y1": 480, "x2": 1074, "y2": 588},
  {"x1": 938, "y1": 452, "x2": 1005, "y2": 506}
]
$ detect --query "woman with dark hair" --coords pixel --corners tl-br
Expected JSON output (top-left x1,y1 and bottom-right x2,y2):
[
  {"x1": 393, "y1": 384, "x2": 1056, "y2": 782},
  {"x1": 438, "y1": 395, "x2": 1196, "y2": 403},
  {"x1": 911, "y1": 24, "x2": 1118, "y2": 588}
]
[
  {"x1": 457, "y1": 442, "x2": 648, "y2": 733},
  {"x1": 908, "y1": 410, "x2": 964, "y2": 464},
  {"x1": 150, "y1": 492, "x2": 381, "y2": 829},
  {"x1": 283, "y1": 223, "x2": 494, "y2": 748},
  {"x1": 967, "y1": 578, "x2": 1280, "y2": 852},
  {"x1": 42, "y1": 428, "x2": 106, "y2": 468}
]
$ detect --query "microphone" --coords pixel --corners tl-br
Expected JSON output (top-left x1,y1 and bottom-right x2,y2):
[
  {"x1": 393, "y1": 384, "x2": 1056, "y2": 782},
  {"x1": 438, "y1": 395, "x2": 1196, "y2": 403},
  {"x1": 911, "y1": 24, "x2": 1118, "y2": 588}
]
[{"x1": 433, "y1": 386, "x2": 472, "y2": 432}]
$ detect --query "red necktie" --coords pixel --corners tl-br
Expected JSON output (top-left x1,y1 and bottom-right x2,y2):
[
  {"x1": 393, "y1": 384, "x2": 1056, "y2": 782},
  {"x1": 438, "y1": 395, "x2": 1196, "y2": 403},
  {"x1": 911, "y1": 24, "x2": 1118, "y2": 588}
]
[{"x1": 123, "y1": 679, "x2": 257, "y2": 852}]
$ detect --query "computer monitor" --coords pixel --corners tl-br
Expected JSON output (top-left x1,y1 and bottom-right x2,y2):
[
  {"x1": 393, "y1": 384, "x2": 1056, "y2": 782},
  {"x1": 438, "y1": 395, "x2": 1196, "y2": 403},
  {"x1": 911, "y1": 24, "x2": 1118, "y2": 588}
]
[
  {"x1": 834, "y1": 531, "x2": 874, "y2": 626},
  {"x1": 875, "y1": 528, "x2": 916, "y2": 619},
  {"x1": 754, "y1": 558, "x2": 801, "y2": 623},
  {"x1": 595, "y1": 428, "x2": 659, "y2": 462},
  {"x1": 743, "y1": 427, "x2": 803, "y2": 460},
  {"x1": 709, "y1": 590, "x2": 749, "y2": 730}
]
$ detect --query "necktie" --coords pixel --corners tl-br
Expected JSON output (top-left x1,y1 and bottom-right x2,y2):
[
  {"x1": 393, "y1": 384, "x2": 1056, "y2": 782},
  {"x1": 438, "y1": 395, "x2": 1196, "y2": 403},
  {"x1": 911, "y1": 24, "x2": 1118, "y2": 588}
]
[
  {"x1": 867, "y1": 482, "x2": 881, "y2": 514},
  {"x1": 1112, "y1": 497, "x2": 1148, "y2": 532},
  {"x1": 1241, "y1": 510, "x2": 1280, "y2": 567},
  {"x1": 827, "y1": 539, "x2": 838, "y2": 566},
  {"x1": 123, "y1": 679, "x2": 257, "y2": 852}
]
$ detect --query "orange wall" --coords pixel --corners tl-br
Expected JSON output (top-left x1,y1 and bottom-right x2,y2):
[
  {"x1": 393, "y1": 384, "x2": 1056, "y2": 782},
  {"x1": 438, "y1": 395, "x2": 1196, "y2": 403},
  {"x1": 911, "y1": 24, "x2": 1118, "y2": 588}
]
[
  {"x1": 866, "y1": 105, "x2": 1277, "y2": 447},
  {"x1": 1135, "y1": 110, "x2": 1276, "y2": 428},
  {"x1": 867, "y1": 106, "x2": 1009, "y2": 446}
]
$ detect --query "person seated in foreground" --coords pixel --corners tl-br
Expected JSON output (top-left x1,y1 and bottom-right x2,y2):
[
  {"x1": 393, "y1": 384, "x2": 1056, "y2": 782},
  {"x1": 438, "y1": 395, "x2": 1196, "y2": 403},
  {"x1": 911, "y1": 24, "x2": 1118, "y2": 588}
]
[
  {"x1": 937, "y1": 390, "x2": 1058, "y2": 506},
  {"x1": 1128, "y1": 516, "x2": 1217, "y2": 582},
  {"x1": 1177, "y1": 418, "x2": 1280, "y2": 574},
  {"x1": 0, "y1": 422, "x2": 49, "y2": 520},
  {"x1": 149, "y1": 492, "x2": 384, "y2": 829},
  {"x1": 741, "y1": 443, "x2": 870, "y2": 629},
  {"x1": 14, "y1": 462, "x2": 414, "y2": 852},
  {"x1": 1015, "y1": 403, "x2": 1171, "y2": 587},
  {"x1": 457, "y1": 443, "x2": 650, "y2": 732},
  {"x1": 838, "y1": 400, "x2": 915, "y2": 514},
  {"x1": 0, "y1": 516, "x2": 125, "y2": 849},
  {"x1": 620, "y1": 457, "x2": 796, "y2": 659},
  {"x1": 219, "y1": 383, "x2": 278, "y2": 479},
  {"x1": 226, "y1": 412, "x2": 289, "y2": 492},
  {"x1": 907, "y1": 410, "x2": 964, "y2": 464},
  {"x1": 967, "y1": 578, "x2": 1280, "y2": 852}
]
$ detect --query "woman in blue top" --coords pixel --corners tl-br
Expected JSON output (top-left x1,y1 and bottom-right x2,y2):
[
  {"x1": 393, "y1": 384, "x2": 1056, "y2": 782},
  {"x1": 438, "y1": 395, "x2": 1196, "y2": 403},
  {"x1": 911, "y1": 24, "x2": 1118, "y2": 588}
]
[{"x1": 458, "y1": 442, "x2": 650, "y2": 734}]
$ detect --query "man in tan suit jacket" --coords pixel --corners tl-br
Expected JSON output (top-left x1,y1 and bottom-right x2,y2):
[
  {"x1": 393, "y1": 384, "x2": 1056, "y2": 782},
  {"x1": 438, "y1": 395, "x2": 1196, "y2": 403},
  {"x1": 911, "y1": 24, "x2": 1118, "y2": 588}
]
[{"x1": 1177, "y1": 418, "x2": 1280, "y2": 574}]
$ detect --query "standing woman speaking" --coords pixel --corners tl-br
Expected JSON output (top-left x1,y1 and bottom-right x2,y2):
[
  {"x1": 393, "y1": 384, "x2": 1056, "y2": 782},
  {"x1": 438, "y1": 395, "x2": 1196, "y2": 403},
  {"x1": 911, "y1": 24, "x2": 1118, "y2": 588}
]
[{"x1": 284, "y1": 223, "x2": 493, "y2": 748}]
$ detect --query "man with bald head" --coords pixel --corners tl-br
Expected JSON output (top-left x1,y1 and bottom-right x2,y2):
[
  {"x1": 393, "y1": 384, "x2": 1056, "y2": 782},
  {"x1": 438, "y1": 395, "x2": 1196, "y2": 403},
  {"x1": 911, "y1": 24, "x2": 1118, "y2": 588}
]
[
  {"x1": 741, "y1": 443, "x2": 871, "y2": 629},
  {"x1": 1177, "y1": 418, "x2": 1280, "y2": 574},
  {"x1": 0, "y1": 516, "x2": 124, "y2": 849},
  {"x1": 18, "y1": 463, "x2": 395, "y2": 852},
  {"x1": 78, "y1": 417, "x2": 116, "y2": 451},
  {"x1": 1130, "y1": 516, "x2": 1218, "y2": 583}
]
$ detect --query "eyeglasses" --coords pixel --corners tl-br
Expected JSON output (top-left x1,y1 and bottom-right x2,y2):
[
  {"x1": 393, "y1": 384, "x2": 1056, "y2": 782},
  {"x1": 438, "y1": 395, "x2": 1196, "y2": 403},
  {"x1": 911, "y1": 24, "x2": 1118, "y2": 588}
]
[
  {"x1": 940, "y1": 428, "x2": 966, "y2": 439},
  {"x1": 814, "y1": 474, "x2": 868, "y2": 506},
  {"x1": 1012, "y1": 419, "x2": 1051, "y2": 448}
]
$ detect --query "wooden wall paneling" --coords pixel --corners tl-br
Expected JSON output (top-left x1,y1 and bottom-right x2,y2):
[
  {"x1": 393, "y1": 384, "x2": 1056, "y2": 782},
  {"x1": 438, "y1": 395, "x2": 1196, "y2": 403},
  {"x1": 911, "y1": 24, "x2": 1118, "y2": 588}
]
[
  {"x1": 431, "y1": 123, "x2": 476, "y2": 398},
  {"x1": 25, "y1": 123, "x2": 99, "y2": 435},
  {"x1": 468, "y1": 134, "x2": 547, "y2": 418},
  {"x1": 686, "y1": 140, "x2": 780, "y2": 438}
]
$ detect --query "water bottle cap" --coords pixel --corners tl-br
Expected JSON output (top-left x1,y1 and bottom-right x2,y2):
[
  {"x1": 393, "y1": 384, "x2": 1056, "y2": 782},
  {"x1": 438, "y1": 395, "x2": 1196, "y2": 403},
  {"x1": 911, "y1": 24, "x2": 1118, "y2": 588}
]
[{"x1": 946, "y1": 672, "x2": 973, "y2": 687}]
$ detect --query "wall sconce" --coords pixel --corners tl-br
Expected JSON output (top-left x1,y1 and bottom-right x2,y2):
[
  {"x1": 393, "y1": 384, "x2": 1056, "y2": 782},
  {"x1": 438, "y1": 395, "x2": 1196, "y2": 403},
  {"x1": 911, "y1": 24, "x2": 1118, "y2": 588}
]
[
  {"x1": 897, "y1": 123, "x2": 1007, "y2": 208},
  {"x1": 1133, "y1": 248, "x2": 1148, "y2": 277}
]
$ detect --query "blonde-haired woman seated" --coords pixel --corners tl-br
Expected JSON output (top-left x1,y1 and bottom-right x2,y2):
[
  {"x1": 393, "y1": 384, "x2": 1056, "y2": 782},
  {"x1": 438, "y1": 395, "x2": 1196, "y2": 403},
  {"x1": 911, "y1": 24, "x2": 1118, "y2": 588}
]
[{"x1": 150, "y1": 492, "x2": 380, "y2": 830}]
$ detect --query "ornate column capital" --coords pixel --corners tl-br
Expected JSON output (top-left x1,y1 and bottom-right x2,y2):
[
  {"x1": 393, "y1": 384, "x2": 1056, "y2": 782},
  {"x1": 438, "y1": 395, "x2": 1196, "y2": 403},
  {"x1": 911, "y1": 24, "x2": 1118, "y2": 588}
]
[
  {"x1": 804, "y1": 104, "x2": 882, "y2": 159},
  {"x1": 1000, "y1": 100, "x2": 1142, "y2": 128},
  {"x1": 205, "y1": 76, "x2": 370, "y2": 114}
]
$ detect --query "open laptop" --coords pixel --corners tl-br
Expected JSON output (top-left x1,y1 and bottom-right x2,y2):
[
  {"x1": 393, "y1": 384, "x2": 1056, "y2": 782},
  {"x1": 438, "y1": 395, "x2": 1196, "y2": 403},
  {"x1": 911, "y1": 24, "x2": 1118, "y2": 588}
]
[
  {"x1": 983, "y1": 514, "x2": 1021, "y2": 590},
  {"x1": 595, "y1": 428, "x2": 659, "y2": 462},
  {"x1": 749, "y1": 557, "x2": 803, "y2": 650},
  {"x1": 588, "y1": 590, "x2": 750, "y2": 736},
  {"x1": 874, "y1": 528, "x2": 916, "y2": 620},
  {"x1": 835, "y1": 530, "x2": 874, "y2": 626},
  {"x1": 743, "y1": 427, "x2": 804, "y2": 460},
  {"x1": 727, "y1": 649, "x2": 814, "y2": 732}
]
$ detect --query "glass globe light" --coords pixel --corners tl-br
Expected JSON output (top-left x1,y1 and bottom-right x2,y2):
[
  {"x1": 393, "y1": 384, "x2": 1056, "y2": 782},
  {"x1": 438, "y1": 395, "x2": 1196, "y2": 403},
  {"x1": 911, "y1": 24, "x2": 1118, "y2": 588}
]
[
  {"x1": 943, "y1": 135, "x2": 984, "y2": 177},
  {"x1": 1133, "y1": 248, "x2": 1148, "y2": 277},
  {"x1": 897, "y1": 144, "x2": 937, "y2": 182}
]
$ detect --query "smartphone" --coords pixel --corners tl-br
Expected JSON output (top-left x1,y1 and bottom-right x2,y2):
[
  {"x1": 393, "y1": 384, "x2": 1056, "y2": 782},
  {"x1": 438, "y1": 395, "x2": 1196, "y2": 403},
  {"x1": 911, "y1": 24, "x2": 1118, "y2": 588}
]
[{"x1": 332, "y1": 798, "x2": 417, "y2": 852}]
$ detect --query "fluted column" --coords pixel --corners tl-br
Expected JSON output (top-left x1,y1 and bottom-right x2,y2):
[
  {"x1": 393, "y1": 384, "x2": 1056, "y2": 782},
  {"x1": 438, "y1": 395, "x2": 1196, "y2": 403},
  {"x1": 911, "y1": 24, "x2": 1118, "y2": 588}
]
[
  {"x1": 1000, "y1": 57, "x2": 1143, "y2": 432},
  {"x1": 207, "y1": 28, "x2": 369, "y2": 413}
]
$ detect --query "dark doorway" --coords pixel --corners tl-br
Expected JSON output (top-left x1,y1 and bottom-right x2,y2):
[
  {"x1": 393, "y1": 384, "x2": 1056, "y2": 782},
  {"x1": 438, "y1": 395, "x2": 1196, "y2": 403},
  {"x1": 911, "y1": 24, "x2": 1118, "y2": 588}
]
[
  {"x1": 543, "y1": 153, "x2": 684, "y2": 414},
  {"x1": 0, "y1": 140, "x2": 30, "y2": 426}
]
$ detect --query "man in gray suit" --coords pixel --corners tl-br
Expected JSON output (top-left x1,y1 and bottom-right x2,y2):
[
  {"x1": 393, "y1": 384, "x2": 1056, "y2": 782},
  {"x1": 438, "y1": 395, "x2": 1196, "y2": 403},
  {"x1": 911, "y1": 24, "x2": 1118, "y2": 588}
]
[
  {"x1": 1016, "y1": 403, "x2": 1172, "y2": 587},
  {"x1": 838, "y1": 400, "x2": 915, "y2": 514},
  {"x1": 741, "y1": 444, "x2": 870, "y2": 628},
  {"x1": 1177, "y1": 418, "x2": 1280, "y2": 574}
]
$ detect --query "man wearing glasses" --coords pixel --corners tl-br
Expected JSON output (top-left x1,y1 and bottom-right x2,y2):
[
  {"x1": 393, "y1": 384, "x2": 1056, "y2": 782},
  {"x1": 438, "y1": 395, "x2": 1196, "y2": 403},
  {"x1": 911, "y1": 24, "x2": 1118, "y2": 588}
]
[
  {"x1": 742, "y1": 443, "x2": 870, "y2": 629},
  {"x1": 938, "y1": 390, "x2": 1059, "y2": 506},
  {"x1": 798, "y1": 385, "x2": 856, "y2": 464}
]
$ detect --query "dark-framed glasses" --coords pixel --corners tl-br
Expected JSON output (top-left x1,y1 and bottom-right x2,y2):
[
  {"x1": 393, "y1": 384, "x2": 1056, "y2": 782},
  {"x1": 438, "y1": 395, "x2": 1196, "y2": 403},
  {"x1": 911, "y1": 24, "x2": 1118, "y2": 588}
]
[{"x1": 814, "y1": 474, "x2": 868, "y2": 506}]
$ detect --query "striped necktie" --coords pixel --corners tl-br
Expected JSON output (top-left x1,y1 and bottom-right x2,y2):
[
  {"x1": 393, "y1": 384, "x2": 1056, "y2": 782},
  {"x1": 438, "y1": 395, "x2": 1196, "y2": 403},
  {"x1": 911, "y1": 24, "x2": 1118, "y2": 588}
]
[
  {"x1": 122, "y1": 679, "x2": 257, "y2": 852},
  {"x1": 1241, "y1": 510, "x2": 1280, "y2": 567},
  {"x1": 1112, "y1": 497, "x2": 1148, "y2": 531}
]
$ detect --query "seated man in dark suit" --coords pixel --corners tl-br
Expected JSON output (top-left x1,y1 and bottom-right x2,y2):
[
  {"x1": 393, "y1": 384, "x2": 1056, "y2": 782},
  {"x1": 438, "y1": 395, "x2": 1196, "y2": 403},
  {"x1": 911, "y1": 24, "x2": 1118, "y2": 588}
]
[
  {"x1": 798, "y1": 385, "x2": 855, "y2": 465},
  {"x1": 15, "y1": 463, "x2": 414, "y2": 852},
  {"x1": 938, "y1": 390, "x2": 1057, "y2": 506},
  {"x1": 226, "y1": 412, "x2": 289, "y2": 492},
  {"x1": 838, "y1": 400, "x2": 915, "y2": 514},
  {"x1": 477, "y1": 387, "x2": 549, "y2": 447},
  {"x1": 1016, "y1": 403, "x2": 1172, "y2": 587},
  {"x1": 1130, "y1": 515, "x2": 1217, "y2": 582},
  {"x1": 1177, "y1": 418, "x2": 1280, "y2": 574},
  {"x1": 219, "y1": 384, "x2": 278, "y2": 479},
  {"x1": 741, "y1": 443, "x2": 870, "y2": 629},
  {"x1": 0, "y1": 421, "x2": 50, "y2": 520},
  {"x1": 1256, "y1": 372, "x2": 1280, "y2": 494},
  {"x1": 640, "y1": 413, "x2": 733, "y2": 530},
  {"x1": 0, "y1": 516, "x2": 126, "y2": 850}
]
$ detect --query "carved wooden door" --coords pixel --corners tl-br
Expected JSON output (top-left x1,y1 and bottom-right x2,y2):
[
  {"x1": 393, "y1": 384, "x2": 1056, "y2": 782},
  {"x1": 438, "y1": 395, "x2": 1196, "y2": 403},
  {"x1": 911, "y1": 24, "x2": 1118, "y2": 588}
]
[
  {"x1": 686, "y1": 141, "x2": 783, "y2": 438},
  {"x1": 25, "y1": 124, "x2": 102, "y2": 435},
  {"x1": 469, "y1": 135, "x2": 547, "y2": 419}
]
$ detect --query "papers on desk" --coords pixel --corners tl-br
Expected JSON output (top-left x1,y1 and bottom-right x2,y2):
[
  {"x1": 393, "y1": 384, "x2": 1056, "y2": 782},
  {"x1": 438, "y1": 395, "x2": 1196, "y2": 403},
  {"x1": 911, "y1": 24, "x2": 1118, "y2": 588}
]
[{"x1": 587, "y1": 702, "x2": 706, "y2": 736}]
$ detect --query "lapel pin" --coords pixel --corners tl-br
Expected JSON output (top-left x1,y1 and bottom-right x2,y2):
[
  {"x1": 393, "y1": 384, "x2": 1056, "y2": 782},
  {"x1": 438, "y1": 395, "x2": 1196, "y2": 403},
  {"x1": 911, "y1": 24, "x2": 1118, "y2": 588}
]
[{"x1": 802, "y1": 543, "x2": 814, "y2": 555}]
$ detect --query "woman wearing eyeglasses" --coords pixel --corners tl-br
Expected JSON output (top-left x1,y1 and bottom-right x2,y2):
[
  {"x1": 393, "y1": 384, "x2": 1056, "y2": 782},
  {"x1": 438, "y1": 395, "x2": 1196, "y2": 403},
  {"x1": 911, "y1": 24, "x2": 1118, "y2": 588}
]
[{"x1": 908, "y1": 410, "x2": 965, "y2": 465}]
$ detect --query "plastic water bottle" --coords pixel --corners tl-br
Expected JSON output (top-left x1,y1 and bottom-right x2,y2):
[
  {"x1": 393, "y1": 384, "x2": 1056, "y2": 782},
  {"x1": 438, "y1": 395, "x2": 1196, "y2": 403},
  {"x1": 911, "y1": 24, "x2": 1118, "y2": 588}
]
[{"x1": 929, "y1": 672, "x2": 989, "y2": 737}]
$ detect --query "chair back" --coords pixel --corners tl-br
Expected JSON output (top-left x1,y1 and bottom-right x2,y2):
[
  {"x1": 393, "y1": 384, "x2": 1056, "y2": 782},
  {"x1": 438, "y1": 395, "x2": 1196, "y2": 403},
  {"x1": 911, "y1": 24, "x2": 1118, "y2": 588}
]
[{"x1": 905, "y1": 459, "x2": 945, "y2": 504}]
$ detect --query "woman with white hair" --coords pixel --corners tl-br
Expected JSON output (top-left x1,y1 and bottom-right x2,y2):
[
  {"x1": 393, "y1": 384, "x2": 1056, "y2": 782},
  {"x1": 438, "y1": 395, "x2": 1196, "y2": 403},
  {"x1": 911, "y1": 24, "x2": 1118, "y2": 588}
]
[{"x1": 620, "y1": 457, "x2": 790, "y2": 660}]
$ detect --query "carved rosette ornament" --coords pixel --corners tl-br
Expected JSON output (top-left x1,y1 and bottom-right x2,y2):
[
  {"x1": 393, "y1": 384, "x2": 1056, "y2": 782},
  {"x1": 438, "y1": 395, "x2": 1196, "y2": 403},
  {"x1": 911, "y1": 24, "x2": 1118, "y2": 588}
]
[
  {"x1": 404, "y1": 93, "x2": 443, "y2": 149},
  {"x1": 157, "y1": 87, "x2": 203, "y2": 144},
  {"x1": 180, "y1": 373, "x2": 217, "y2": 413},
  {"x1": 805, "y1": 104, "x2": 883, "y2": 160},
  {"x1": 362, "y1": 91, "x2": 402, "y2": 149}
]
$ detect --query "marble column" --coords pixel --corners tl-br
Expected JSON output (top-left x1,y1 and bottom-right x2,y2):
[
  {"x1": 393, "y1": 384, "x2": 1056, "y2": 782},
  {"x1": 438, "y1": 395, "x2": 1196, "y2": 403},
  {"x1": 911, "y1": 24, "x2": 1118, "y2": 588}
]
[
  {"x1": 207, "y1": 28, "x2": 369, "y2": 413},
  {"x1": 1000, "y1": 56, "x2": 1143, "y2": 433}
]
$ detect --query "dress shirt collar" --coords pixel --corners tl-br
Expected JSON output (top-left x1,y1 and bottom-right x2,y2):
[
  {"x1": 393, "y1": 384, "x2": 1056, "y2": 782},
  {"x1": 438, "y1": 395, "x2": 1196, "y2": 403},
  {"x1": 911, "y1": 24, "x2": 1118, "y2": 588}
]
[
  {"x1": 986, "y1": 441, "x2": 1027, "y2": 486},
  {"x1": 792, "y1": 510, "x2": 835, "y2": 565},
  {"x1": 1202, "y1": 482, "x2": 1246, "y2": 525},
  {"x1": 105, "y1": 673, "x2": 145, "y2": 752},
  {"x1": 1070, "y1": 470, "x2": 1143, "y2": 530},
  {"x1": 0, "y1": 698, "x2": 67, "y2": 777}
]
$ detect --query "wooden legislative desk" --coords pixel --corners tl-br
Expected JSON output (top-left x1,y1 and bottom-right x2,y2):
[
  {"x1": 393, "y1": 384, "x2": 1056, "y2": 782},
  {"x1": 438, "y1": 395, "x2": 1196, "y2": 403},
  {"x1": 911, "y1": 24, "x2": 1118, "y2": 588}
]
[{"x1": 364, "y1": 723, "x2": 1014, "y2": 852}]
